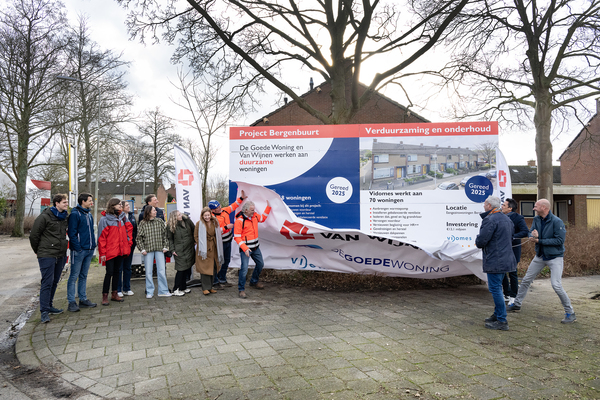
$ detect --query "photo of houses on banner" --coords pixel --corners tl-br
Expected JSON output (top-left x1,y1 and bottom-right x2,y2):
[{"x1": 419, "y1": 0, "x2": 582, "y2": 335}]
[{"x1": 360, "y1": 136, "x2": 498, "y2": 191}]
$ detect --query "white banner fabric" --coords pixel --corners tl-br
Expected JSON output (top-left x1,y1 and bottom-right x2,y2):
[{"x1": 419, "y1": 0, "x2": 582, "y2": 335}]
[
  {"x1": 174, "y1": 144, "x2": 203, "y2": 223},
  {"x1": 494, "y1": 149, "x2": 512, "y2": 203},
  {"x1": 230, "y1": 182, "x2": 486, "y2": 280}
]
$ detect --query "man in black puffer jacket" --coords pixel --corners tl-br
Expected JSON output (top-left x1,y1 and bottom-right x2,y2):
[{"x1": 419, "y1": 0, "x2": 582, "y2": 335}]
[{"x1": 30, "y1": 194, "x2": 70, "y2": 323}]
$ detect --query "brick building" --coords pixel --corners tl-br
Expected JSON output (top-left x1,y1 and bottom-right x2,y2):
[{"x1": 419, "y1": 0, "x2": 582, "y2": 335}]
[
  {"x1": 251, "y1": 80, "x2": 429, "y2": 126},
  {"x1": 512, "y1": 98, "x2": 600, "y2": 227}
]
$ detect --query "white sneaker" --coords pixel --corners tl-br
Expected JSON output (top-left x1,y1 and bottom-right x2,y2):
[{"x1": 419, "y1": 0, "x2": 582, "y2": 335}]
[
  {"x1": 184, "y1": 289, "x2": 191, "y2": 293},
  {"x1": 117, "y1": 292, "x2": 124, "y2": 298},
  {"x1": 146, "y1": 294, "x2": 153, "y2": 299},
  {"x1": 158, "y1": 293, "x2": 172, "y2": 297},
  {"x1": 507, "y1": 297, "x2": 515, "y2": 306},
  {"x1": 504, "y1": 295, "x2": 510, "y2": 302},
  {"x1": 124, "y1": 291, "x2": 134, "y2": 296},
  {"x1": 173, "y1": 290, "x2": 185, "y2": 297}
]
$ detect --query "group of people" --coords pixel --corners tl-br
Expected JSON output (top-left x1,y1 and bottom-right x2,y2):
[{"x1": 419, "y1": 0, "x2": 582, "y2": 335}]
[
  {"x1": 476, "y1": 196, "x2": 576, "y2": 331},
  {"x1": 30, "y1": 190, "x2": 272, "y2": 323}
]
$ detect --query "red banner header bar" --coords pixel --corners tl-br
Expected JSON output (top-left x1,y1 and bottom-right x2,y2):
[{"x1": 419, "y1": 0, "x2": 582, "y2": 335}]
[{"x1": 230, "y1": 121, "x2": 498, "y2": 139}]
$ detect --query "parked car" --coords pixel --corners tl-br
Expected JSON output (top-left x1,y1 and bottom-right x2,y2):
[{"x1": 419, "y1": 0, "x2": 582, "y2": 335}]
[
  {"x1": 479, "y1": 170, "x2": 496, "y2": 180},
  {"x1": 437, "y1": 182, "x2": 459, "y2": 190},
  {"x1": 460, "y1": 176, "x2": 475, "y2": 186}
]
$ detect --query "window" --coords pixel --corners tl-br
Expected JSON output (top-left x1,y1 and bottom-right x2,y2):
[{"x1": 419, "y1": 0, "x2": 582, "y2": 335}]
[
  {"x1": 554, "y1": 201, "x2": 568, "y2": 223},
  {"x1": 408, "y1": 154, "x2": 418, "y2": 161},
  {"x1": 521, "y1": 201, "x2": 535, "y2": 217},
  {"x1": 373, "y1": 167, "x2": 393, "y2": 179},
  {"x1": 447, "y1": 154, "x2": 452, "y2": 160},
  {"x1": 374, "y1": 154, "x2": 389, "y2": 163}
]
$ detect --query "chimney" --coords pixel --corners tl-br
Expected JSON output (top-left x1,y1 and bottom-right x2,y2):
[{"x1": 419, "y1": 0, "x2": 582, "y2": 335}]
[
  {"x1": 170, "y1": 184, "x2": 175, "y2": 190},
  {"x1": 284, "y1": 97, "x2": 288, "y2": 104},
  {"x1": 528, "y1": 160, "x2": 536, "y2": 167},
  {"x1": 309, "y1": 77, "x2": 314, "y2": 90},
  {"x1": 101, "y1": 178, "x2": 106, "y2": 183}
]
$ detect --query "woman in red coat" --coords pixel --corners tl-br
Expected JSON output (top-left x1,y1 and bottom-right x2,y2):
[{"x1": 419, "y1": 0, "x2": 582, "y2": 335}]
[{"x1": 98, "y1": 198, "x2": 133, "y2": 305}]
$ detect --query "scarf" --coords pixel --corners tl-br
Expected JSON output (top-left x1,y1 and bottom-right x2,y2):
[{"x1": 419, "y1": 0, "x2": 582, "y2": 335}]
[
  {"x1": 50, "y1": 207, "x2": 68, "y2": 220},
  {"x1": 197, "y1": 220, "x2": 224, "y2": 265}
]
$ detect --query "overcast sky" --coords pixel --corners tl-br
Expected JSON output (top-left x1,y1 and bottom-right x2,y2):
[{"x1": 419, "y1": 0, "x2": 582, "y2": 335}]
[{"x1": 56, "y1": 0, "x2": 588, "y2": 179}]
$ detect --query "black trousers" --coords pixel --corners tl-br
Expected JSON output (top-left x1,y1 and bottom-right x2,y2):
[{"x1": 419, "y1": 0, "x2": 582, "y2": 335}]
[
  {"x1": 174, "y1": 268, "x2": 191, "y2": 291},
  {"x1": 103, "y1": 256, "x2": 124, "y2": 293}
]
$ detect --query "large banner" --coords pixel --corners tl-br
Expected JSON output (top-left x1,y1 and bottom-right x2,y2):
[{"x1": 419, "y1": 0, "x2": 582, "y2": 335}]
[
  {"x1": 230, "y1": 182, "x2": 486, "y2": 280},
  {"x1": 229, "y1": 122, "x2": 507, "y2": 278},
  {"x1": 174, "y1": 144, "x2": 202, "y2": 223}
]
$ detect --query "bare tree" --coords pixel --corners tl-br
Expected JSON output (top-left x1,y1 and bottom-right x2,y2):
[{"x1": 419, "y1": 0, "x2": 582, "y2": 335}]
[
  {"x1": 117, "y1": 0, "x2": 469, "y2": 125},
  {"x1": 476, "y1": 142, "x2": 497, "y2": 167},
  {"x1": 101, "y1": 133, "x2": 150, "y2": 182},
  {"x1": 173, "y1": 69, "x2": 239, "y2": 202},
  {"x1": 60, "y1": 16, "x2": 133, "y2": 193},
  {"x1": 0, "y1": 0, "x2": 68, "y2": 236},
  {"x1": 439, "y1": 0, "x2": 600, "y2": 203},
  {"x1": 137, "y1": 107, "x2": 179, "y2": 193},
  {"x1": 207, "y1": 173, "x2": 229, "y2": 209}
]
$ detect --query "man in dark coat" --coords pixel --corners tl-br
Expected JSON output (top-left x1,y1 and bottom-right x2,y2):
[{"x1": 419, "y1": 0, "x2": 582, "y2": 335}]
[
  {"x1": 138, "y1": 194, "x2": 165, "y2": 222},
  {"x1": 475, "y1": 195, "x2": 517, "y2": 330},
  {"x1": 500, "y1": 198, "x2": 529, "y2": 304},
  {"x1": 29, "y1": 193, "x2": 70, "y2": 323}
]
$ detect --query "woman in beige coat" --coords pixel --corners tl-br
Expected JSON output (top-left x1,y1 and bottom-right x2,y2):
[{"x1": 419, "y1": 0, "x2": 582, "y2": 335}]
[{"x1": 194, "y1": 207, "x2": 224, "y2": 295}]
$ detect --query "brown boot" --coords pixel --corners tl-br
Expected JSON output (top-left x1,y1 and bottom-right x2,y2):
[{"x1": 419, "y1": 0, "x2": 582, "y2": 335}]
[
  {"x1": 111, "y1": 291, "x2": 124, "y2": 302},
  {"x1": 102, "y1": 293, "x2": 109, "y2": 306}
]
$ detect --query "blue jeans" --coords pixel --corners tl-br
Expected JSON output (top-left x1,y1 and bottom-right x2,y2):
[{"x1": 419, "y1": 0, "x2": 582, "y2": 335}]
[
  {"x1": 38, "y1": 257, "x2": 66, "y2": 312},
  {"x1": 238, "y1": 247, "x2": 264, "y2": 291},
  {"x1": 118, "y1": 244, "x2": 135, "y2": 292},
  {"x1": 67, "y1": 249, "x2": 94, "y2": 303},
  {"x1": 214, "y1": 240, "x2": 232, "y2": 284},
  {"x1": 144, "y1": 252, "x2": 168, "y2": 296},
  {"x1": 514, "y1": 256, "x2": 574, "y2": 313},
  {"x1": 487, "y1": 272, "x2": 507, "y2": 323}
]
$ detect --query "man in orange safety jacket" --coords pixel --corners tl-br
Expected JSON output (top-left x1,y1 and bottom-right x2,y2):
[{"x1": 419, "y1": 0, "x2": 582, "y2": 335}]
[
  {"x1": 234, "y1": 200, "x2": 271, "y2": 298},
  {"x1": 208, "y1": 190, "x2": 248, "y2": 287}
]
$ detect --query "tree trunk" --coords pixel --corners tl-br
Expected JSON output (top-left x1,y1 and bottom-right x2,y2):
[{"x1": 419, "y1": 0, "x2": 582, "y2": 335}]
[
  {"x1": 534, "y1": 90, "x2": 554, "y2": 207},
  {"x1": 12, "y1": 133, "x2": 29, "y2": 237}
]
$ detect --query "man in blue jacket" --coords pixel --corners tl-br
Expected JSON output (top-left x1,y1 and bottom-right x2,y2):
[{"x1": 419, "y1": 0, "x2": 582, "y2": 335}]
[
  {"x1": 475, "y1": 196, "x2": 517, "y2": 331},
  {"x1": 507, "y1": 199, "x2": 576, "y2": 323},
  {"x1": 67, "y1": 193, "x2": 97, "y2": 312},
  {"x1": 500, "y1": 198, "x2": 529, "y2": 305}
]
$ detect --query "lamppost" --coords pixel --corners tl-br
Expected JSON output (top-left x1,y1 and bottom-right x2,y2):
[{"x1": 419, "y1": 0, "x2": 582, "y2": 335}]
[
  {"x1": 123, "y1": 184, "x2": 130, "y2": 199},
  {"x1": 57, "y1": 75, "x2": 101, "y2": 229}
]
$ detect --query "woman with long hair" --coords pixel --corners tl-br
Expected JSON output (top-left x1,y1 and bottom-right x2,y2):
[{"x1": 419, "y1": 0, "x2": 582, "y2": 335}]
[
  {"x1": 194, "y1": 207, "x2": 223, "y2": 295},
  {"x1": 167, "y1": 210, "x2": 196, "y2": 296},
  {"x1": 137, "y1": 206, "x2": 171, "y2": 298},
  {"x1": 118, "y1": 200, "x2": 137, "y2": 297},
  {"x1": 97, "y1": 198, "x2": 133, "y2": 305}
]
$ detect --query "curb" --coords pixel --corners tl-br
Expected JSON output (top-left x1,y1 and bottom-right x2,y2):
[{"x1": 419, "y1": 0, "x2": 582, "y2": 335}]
[{"x1": 15, "y1": 312, "x2": 41, "y2": 368}]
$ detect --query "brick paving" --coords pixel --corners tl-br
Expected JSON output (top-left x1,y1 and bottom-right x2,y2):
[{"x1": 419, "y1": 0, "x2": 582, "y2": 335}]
[{"x1": 16, "y1": 264, "x2": 600, "y2": 399}]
